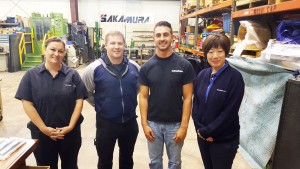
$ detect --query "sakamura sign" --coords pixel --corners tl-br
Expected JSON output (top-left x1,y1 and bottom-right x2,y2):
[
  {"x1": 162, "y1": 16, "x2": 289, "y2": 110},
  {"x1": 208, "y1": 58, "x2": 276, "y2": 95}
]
[{"x1": 100, "y1": 14, "x2": 151, "y2": 24}]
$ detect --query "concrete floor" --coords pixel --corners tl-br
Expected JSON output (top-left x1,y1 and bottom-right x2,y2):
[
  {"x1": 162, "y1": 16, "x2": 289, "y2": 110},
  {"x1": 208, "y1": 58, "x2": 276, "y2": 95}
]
[{"x1": 0, "y1": 64, "x2": 252, "y2": 169}]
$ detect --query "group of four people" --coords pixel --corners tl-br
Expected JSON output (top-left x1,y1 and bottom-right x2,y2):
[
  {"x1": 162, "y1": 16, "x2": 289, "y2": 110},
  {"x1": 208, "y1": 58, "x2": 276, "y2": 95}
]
[{"x1": 15, "y1": 21, "x2": 245, "y2": 169}]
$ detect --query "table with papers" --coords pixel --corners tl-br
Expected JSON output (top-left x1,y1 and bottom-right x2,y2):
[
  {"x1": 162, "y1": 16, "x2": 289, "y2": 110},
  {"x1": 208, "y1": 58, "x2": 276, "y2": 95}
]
[{"x1": 0, "y1": 137, "x2": 37, "y2": 169}]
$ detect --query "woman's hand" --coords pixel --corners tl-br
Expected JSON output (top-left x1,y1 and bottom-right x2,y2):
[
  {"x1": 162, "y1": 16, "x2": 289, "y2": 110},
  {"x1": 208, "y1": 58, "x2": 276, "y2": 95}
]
[
  {"x1": 41, "y1": 126, "x2": 64, "y2": 141},
  {"x1": 56, "y1": 126, "x2": 72, "y2": 135}
]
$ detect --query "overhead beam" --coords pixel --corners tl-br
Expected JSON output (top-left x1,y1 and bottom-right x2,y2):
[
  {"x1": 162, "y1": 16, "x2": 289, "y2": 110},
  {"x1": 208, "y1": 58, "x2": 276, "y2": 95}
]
[{"x1": 70, "y1": 0, "x2": 79, "y2": 23}]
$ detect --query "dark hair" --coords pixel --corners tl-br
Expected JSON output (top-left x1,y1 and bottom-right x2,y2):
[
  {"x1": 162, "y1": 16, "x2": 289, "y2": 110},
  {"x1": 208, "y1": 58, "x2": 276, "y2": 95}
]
[
  {"x1": 44, "y1": 36, "x2": 65, "y2": 49},
  {"x1": 202, "y1": 34, "x2": 230, "y2": 58},
  {"x1": 105, "y1": 31, "x2": 125, "y2": 44},
  {"x1": 154, "y1": 21, "x2": 173, "y2": 34}
]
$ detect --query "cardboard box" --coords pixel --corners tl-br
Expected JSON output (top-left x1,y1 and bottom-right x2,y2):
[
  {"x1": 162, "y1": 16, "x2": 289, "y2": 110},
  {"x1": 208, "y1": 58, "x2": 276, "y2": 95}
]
[
  {"x1": 186, "y1": 26, "x2": 195, "y2": 33},
  {"x1": 188, "y1": 38, "x2": 195, "y2": 45},
  {"x1": 205, "y1": 0, "x2": 224, "y2": 6},
  {"x1": 187, "y1": 0, "x2": 197, "y2": 6},
  {"x1": 200, "y1": 0, "x2": 205, "y2": 7},
  {"x1": 187, "y1": 34, "x2": 201, "y2": 46}
]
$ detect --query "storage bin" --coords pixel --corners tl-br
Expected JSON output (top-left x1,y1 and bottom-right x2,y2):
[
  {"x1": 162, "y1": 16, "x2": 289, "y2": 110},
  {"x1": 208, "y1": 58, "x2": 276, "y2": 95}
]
[
  {"x1": 6, "y1": 17, "x2": 16, "y2": 23},
  {"x1": 223, "y1": 13, "x2": 231, "y2": 33}
]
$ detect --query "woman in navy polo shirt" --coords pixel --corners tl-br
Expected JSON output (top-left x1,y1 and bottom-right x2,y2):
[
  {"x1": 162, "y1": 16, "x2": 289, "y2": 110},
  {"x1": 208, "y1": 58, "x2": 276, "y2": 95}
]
[
  {"x1": 192, "y1": 34, "x2": 245, "y2": 169},
  {"x1": 15, "y1": 36, "x2": 87, "y2": 169}
]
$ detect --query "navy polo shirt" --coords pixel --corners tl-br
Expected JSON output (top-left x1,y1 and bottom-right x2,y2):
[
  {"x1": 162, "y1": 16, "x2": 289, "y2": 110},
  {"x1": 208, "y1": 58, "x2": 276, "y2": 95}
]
[{"x1": 15, "y1": 63, "x2": 88, "y2": 134}]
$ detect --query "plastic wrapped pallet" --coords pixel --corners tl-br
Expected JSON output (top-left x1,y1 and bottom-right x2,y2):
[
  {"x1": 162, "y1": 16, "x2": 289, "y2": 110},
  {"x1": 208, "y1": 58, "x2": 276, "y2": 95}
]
[
  {"x1": 233, "y1": 20, "x2": 271, "y2": 56},
  {"x1": 261, "y1": 39, "x2": 300, "y2": 70}
]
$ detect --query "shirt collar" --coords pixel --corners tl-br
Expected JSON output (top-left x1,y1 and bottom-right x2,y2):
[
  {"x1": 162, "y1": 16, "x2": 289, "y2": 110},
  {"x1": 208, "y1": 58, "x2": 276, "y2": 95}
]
[
  {"x1": 101, "y1": 54, "x2": 128, "y2": 65},
  {"x1": 210, "y1": 61, "x2": 229, "y2": 78},
  {"x1": 38, "y1": 62, "x2": 68, "y2": 75}
]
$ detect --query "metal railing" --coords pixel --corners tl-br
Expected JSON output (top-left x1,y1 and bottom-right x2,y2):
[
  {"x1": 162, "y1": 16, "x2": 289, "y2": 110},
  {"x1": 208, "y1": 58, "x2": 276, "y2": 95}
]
[
  {"x1": 41, "y1": 33, "x2": 50, "y2": 55},
  {"x1": 18, "y1": 28, "x2": 34, "y2": 65}
]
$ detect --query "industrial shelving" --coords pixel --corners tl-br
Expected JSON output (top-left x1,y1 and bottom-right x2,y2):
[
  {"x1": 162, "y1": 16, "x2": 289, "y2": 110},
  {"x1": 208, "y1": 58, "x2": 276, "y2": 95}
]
[
  {"x1": 232, "y1": 0, "x2": 300, "y2": 19},
  {"x1": 179, "y1": 0, "x2": 233, "y2": 57},
  {"x1": 179, "y1": 0, "x2": 300, "y2": 57}
]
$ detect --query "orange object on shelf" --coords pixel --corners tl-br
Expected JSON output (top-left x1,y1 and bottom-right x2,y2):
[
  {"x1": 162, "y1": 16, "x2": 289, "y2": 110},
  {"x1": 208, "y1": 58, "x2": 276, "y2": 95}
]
[
  {"x1": 179, "y1": 45, "x2": 204, "y2": 57},
  {"x1": 175, "y1": 36, "x2": 179, "y2": 49}
]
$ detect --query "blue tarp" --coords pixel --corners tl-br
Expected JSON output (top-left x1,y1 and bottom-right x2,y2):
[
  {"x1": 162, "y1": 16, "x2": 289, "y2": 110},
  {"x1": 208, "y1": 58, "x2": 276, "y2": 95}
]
[
  {"x1": 277, "y1": 19, "x2": 300, "y2": 44},
  {"x1": 227, "y1": 56, "x2": 293, "y2": 168}
]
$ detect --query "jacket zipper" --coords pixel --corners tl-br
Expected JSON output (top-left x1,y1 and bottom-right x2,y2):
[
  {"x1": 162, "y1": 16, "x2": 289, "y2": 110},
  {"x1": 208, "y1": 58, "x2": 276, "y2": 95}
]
[
  {"x1": 99, "y1": 58, "x2": 129, "y2": 123},
  {"x1": 119, "y1": 79, "x2": 125, "y2": 123}
]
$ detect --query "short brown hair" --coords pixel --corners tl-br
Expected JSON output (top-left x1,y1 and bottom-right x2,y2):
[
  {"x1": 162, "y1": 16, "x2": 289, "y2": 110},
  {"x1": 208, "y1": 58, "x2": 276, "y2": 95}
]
[
  {"x1": 202, "y1": 34, "x2": 230, "y2": 58},
  {"x1": 154, "y1": 21, "x2": 173, "y2": 34},
  {"x1": 44, "y1": 36, "x2": 65, "y2": 49},
  {"x1": 105, "y1": 31, "x2": 125, "y2": 44}
]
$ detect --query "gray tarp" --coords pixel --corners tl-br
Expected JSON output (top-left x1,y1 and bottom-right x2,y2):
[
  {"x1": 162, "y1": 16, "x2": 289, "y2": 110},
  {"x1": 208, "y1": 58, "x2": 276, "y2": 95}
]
[{"x1": 227, "y1": 56, "x2": 293, "y2": 168}]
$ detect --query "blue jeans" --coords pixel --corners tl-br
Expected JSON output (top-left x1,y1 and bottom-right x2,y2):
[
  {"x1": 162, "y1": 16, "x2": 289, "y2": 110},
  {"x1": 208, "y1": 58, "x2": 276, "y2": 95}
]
[{"x1": 147, "y1": 120, "x2": 183, "y2": 169}]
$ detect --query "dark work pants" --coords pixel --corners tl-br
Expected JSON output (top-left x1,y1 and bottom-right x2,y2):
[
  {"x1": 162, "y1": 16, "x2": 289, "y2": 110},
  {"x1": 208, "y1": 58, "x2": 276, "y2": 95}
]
[
  {"x1": 95, "y1": 118, "x2": 139, "y2": 169},
  {"x1": 197, "y1": 137, "x2": 239, "y2": 169},
  {"x1": 30, "y1": 127, "x2": 82, "y2": 169}
]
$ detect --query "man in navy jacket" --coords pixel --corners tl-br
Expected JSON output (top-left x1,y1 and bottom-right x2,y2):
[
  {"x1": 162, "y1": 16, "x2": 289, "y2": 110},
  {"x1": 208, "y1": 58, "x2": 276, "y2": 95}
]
[{"x1": 82, "y1": 31, "x2": 140, "y2": 169}]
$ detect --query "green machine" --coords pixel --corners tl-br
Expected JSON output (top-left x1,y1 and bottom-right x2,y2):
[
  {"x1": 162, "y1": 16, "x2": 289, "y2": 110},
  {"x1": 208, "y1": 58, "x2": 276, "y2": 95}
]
[
  {"x1": 29, "y1": 12, "x2": 67, "y2": 41},
  {"x1": 94, "y1": 21, "x2": 99, "y2": 59},
  {"x1": 21, "y1": 13, "x2": 68, "y2": 70},
  {"x1": 29, "y1": 12, "x2": 51, "y2": 53},
  {"x1": 50, "y1": 13, "x2": 68, "y2": 37},
  {"x1": 30, "y1": 13, "x2": 50, "y2": 41}
]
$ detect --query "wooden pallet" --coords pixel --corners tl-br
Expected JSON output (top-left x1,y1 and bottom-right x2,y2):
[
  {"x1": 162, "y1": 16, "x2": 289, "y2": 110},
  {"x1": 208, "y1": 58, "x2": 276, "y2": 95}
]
[{"x1": 230, "y1": 48, "x2": 262, "y2": 57}]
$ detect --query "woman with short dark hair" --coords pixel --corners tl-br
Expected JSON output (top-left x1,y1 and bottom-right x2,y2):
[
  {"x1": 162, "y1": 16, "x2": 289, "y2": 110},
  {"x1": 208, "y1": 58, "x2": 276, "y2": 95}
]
[{"x1": 192, "y1": 34, "x2": 245, "y2": 169}]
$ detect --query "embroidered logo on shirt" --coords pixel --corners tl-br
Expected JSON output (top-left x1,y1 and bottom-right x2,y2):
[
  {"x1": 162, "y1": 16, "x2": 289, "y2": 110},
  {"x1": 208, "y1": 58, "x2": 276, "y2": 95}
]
[
  {"x1": 172, "y1": 70, "x2": 183, "y2": 73},
  {"x1": 217, "y1": 89, "x2": 227, "y2": 92},
  {"x1": 65, "y1": 83, "x2": 76, "y2": 87}
]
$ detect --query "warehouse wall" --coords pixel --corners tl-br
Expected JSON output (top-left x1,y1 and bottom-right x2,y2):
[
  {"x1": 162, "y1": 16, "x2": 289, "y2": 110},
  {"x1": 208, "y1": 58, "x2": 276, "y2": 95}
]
[
  {"x1": 78, "y1": 0, "x2": 180, "y2": 44},
  {"x1": 0, "y1": 0, "x2": 71, "y2": 22},
  {"x1": 0, "y1": 0, "x2": 180, "y2": 45}
]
